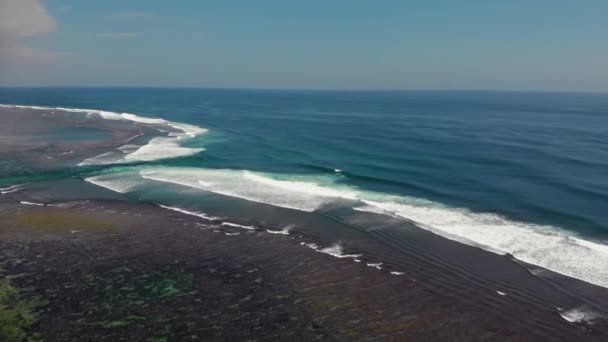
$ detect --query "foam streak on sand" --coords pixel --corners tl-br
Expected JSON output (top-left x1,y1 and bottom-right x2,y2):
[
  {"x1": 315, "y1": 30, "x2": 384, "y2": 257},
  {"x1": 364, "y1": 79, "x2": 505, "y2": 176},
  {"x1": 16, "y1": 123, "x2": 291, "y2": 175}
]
[
  {"x1": 158, "y1": 204, "x2": 256, "y2": 230},
  {"x1": 20, "y1": 201, "x2": 45, "y2": 206},
  {"x1": 1, "y1": 184, "x2": 23, "y2": 194},
  {"x1": 559, "y1": 307, "x2": 602, "y2": 324},
  {"x1": 0, "y1": 104, "x2": 207, "y2": 165},
  {"x1": 158, "y1": 205, "x2": 220, "y2": 221},
  {"x1": 221, "y1": 222, "x2": 257, "y2": 230},
  {"x1": 266, "y1": 225, "x2": 293, "y2": 235},
  {"x1": 302, "y1": 242, "x2": 363, "y2": 259},
  {"x1": 367, "y1": 262, "x2": 383, "y2": 270}
]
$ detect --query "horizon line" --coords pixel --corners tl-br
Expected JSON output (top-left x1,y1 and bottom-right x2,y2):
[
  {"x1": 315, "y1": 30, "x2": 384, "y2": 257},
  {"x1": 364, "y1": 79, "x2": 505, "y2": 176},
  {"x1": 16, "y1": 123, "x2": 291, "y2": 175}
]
[{"x1": 0, "y1": 85, "x2": 607, "y2": 95}]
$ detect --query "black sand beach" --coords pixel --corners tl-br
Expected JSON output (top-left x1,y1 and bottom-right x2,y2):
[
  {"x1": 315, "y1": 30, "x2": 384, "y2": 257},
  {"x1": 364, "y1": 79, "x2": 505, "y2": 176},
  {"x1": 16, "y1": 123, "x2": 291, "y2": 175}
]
[{"x1": 2, "y1": 106, "x2": 608, "y2": 341}]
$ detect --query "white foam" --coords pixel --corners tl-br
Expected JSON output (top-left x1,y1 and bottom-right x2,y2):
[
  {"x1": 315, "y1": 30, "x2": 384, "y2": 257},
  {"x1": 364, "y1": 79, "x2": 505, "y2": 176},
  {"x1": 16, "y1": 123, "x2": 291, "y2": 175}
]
[
  {"x1": 0, "y1": 104, "x2": 49, "y2": 110},
  {"x1": 156, "y1": 203, "x2": 256, "y2": 230},
  {"x1": 304, "y1": 243, "x2": 363, "y2": 259},
  {"x1": 266, "y1": 229, "x2": 290, "y2": 235},
  {"x1": 224, "y1": 232, "x2": 241, "y2": 236},
  {"x1": 139, "y1": 168, "x2": 341, "y2": 211},
  {"x1": 118, "y1": 144, "x2": 140, "y2": 152},
  {"x1": 20, "y1": 201, "x2": 45, "y2": 206},
  {"x1": 1, "y1": 184, "x2": 23, "y2": 194},
  {"x1": 559, "y1": 307, "x2": 601, "y2": 324},
  {"x1": 167, "y1": 122, "x2": 207, "y2": 138},
  {"x1": 115, "y1": 113, "x2": 167, "y2": 125},
  {"x1": 136, "y1": 166, "x2": 608, "y2": 288},
  {"x1": 138, "y1": 168, "x2": 361, "y2": 212},
  {"x1": 390, "y1": 271, "x2": 405, "y2": 276},
  {"x1": 366, "y1": 262, "x2": 383, "y2": 270},
  {"x1": 158, "y1": 204, "x2": 220, "y2": 221},
  {"x1": 81, "y1": 136, "x2": 196, "y2": 165},
  {"x1": 361, "y1": 199, "x2": 608, "y2": 288},
  {"x1": 79, "y1": 108, "x2": 207, "y2": 164},
  {"x1": 79, "y1": 135, "x2": 204, "y2": 166},
  {"x1": 496, "y1": 290, "x2": 507, "y2": 296},
  {"x1": 0, "y1": 104, "x2": 207, "y2": 166},
  {"x1": 1, "y1": 184, "x2": 22, "y2": 191},
  {"x1": 85, "y1": 173, "x2": 146, "y2": 194},
  {"x1": 243, "y1": 172, "x2": 358, "y2": 200},
  {"x1": 266, "y1": 225, "x2": 293, "y2": 235},
  {"x1": 122, "y1": 137, "x2": 204, "y2": 163},
  {"x1": 221, "y1": 221, "x2": 257, "y2": 230},
  {"x1": 353, "y1": 205, "x2": 395, "y2": 216},
  {"x1": 1, "y1": 189, "x2": 21, "y2": 194},
  {"x1": 78, "y1": 152, "x2": 123, "y2": 166}
]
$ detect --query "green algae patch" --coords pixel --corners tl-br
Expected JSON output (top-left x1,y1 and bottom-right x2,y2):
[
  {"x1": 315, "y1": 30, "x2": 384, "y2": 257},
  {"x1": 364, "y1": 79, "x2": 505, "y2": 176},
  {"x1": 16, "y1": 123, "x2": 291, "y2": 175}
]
[
  {"x1": 0, "y1": 211, "x2": 115, "y2": 234},
  {"x1": 95, "y1": 267, "x2": 195, "y2": 306},
  {"x1": 0, "y1": 278, "x2": 45, "y2": 342},
  {"x1": 72, "y1": 267, "x2": 196, "y2": 333}
]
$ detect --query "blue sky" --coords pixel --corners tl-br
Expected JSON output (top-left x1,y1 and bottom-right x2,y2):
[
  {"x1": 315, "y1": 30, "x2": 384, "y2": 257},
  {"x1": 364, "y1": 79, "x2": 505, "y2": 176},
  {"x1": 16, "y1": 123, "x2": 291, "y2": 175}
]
[{"x1": 1, "y1": 0, "x2": 608, "y2": 91}]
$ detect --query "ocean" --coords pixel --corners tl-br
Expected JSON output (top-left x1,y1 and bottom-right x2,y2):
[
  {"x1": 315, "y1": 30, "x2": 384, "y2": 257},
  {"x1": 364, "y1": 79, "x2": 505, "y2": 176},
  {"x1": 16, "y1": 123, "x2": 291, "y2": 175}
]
[{"x1": 2, "y1": 87, "x2": 608, "y2": 288}]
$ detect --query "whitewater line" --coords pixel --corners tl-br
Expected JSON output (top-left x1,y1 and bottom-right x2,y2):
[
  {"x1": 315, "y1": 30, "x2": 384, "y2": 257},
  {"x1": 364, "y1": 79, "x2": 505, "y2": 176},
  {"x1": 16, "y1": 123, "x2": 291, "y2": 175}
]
[
  {"x1": 0, "y1": 104, "x2": 208, "y2": 166},
  {"x1": 137, "y1": 166, "x2": 608, "y2": 288}
]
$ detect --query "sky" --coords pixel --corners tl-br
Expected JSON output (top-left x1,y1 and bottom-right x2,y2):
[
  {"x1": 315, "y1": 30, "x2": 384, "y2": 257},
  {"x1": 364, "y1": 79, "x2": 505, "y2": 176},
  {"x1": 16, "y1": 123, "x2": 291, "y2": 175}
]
[{"x1": 1, "y1": 0, "x2": 608, "y2": 91}]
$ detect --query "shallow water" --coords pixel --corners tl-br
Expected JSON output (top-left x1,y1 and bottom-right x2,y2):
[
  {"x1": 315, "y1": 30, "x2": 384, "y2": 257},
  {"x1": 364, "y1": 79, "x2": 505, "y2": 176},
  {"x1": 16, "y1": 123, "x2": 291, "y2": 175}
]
[{"x1": 1, "y1": 88, "x2": 608, "y2": 288}]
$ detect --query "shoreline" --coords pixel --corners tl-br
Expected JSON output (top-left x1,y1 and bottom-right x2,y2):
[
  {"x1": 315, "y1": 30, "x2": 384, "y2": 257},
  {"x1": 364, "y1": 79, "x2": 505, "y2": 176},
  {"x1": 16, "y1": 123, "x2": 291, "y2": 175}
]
[
  {"x1": 0, "y1": 106, "x2": 161, "y2": 175},
  {"x1": 1, "y1": 192, "x2": 608, "y2": 340},
  {"x1": 2, "y1": 104, "x2": 608, "y2": 339},
  {"x1": 2, "y1": 104, "x2": 607, "y2": 293}
]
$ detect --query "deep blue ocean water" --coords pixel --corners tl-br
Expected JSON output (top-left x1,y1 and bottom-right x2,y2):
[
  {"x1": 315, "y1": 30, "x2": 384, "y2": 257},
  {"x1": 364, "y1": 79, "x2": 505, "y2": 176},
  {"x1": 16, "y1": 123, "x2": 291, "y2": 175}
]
[{"x1": 2, "y1": 87, "x2": 608, "y2": 287}]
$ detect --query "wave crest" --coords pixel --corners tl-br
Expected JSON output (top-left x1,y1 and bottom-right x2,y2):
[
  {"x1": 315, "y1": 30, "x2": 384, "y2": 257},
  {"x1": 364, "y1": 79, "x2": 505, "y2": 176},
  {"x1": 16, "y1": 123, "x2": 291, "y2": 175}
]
[
  {"x1": 120, "y1": 167, "x2": 608, "y2": 288},
  {"x1": 0, "y1": 104, "x2": 207, "y2": 165}
]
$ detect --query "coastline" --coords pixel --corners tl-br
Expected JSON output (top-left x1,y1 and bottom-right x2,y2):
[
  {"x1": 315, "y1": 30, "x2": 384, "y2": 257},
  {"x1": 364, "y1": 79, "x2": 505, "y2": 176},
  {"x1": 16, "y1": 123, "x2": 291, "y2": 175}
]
[
  {"x1": 2, "y1": 187, "x2": 608, "y2": 340},
  {"x1": 2, "y1": 104, "x2": 608, "y2": 340},
  {"x1": 0, "y1": 106, "x2": 161, "y2": 175}
]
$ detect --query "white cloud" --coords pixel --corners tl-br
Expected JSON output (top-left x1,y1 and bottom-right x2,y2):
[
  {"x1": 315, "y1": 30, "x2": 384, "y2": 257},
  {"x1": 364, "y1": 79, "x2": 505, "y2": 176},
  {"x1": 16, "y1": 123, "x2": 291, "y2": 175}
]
[
  {"x1": 0, "y1": 0, "x2": 56, "y2": 38},
  {"x1": 0, "y1": 0, "x2": 58, "y2": 65}
]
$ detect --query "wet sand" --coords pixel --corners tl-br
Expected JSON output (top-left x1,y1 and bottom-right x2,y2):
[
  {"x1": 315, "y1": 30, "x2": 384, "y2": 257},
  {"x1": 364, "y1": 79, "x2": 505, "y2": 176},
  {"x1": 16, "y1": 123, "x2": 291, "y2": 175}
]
[{"x1": 1, "y1": 194, "x2": 608, "y2": 341}]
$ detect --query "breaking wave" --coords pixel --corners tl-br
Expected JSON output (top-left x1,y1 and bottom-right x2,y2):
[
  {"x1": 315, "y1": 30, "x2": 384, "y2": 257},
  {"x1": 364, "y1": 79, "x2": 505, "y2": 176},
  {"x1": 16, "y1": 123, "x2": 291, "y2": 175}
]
[
  {"x1": 16, "y1": 104, "x2": 606, "y2": 289},
  {"x1": 0, "y1": 104, "x2": 207, "y2": 165},
  {"x1": 87, "y1": 166, "x2": 608, "y2": 288}
]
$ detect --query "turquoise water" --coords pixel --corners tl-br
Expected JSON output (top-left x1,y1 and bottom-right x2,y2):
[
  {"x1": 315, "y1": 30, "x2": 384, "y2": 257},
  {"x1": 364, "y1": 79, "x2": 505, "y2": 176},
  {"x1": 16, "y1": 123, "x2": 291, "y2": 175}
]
[{"x1": 2, "y1": 88, "x2": 608, "y2": 287}]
